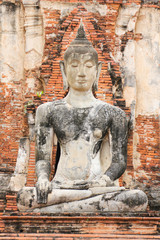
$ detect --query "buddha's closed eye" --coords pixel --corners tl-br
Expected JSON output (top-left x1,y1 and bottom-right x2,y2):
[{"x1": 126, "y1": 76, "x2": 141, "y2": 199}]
[
  {"x1": 71, "y1": 60, "x2": 79, "y2": 67},
  {"x1": 85, "y1": 61, "x2": 94, "y2": 68}
]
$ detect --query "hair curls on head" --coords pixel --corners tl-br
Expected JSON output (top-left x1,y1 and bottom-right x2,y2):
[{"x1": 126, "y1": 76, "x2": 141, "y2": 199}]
[{"x1": 64, "y1": 21, "x2": 98, "y2": 63}]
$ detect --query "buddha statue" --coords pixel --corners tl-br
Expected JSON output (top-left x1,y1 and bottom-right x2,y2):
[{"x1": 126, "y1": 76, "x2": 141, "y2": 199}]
[{"x1": 17, "y1": 22, "x2": 148, "y2": 213}]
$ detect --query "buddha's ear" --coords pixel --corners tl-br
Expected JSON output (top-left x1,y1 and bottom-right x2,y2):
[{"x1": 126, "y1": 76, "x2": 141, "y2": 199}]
[
  {"x1": 93, "y1": 61, "x2": 102, "y2": 92},
  {"x1": 60, "y1": 61, "x2": 69, "y2": 90}
]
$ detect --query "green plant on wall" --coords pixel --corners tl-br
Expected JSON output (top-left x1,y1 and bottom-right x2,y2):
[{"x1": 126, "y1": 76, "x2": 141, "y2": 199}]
[
  {"x1": 36, "y1": 91, "x2": 44, "y2": 98},
  {"x1": 24, "y1": 100, "x2": 34, "y2": 114}
]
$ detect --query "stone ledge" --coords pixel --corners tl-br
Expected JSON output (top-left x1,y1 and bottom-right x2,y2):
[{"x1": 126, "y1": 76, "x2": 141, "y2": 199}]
[
  {"x1": 0, "y1": 233, "x2": 160, "y2": 240},
  {"x1": 0, "y1": 214, "x2": 160, "y2": 235}
]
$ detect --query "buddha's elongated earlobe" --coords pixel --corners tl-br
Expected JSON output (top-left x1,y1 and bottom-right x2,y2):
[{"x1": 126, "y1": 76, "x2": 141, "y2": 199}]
[
  {"x1": 93, "y1": 61, "x2": 102, "y2": 91},
  {"x1": 60, "y1": 61, "x2": 69, "y2": 90}
]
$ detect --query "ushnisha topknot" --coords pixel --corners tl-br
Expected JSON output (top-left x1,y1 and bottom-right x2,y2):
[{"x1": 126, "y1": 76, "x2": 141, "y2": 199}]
[
  {"x1": 70, "y1": 20, "x2": 92, "y2": 46},
  {"x1": 64, "y1": 20, "x2": 98, "y2": 62}
]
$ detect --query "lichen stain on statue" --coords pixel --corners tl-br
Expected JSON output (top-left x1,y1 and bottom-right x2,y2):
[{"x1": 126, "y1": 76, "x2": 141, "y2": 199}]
[{"x1": 17, "y1": 22, "x2": 148, "y2": 213}]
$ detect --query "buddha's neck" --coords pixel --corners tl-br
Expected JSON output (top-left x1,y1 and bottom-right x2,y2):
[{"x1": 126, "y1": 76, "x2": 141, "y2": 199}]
[{"x1": 65, "y1": 88, "x2": 97, "y2": 108}]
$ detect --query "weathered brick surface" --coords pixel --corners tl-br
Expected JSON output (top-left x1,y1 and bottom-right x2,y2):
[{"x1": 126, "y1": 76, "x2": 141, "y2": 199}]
[
  {"x1": 0, "y1": 81, "x2": 25, "y2": 173},
  {"x1": 0, "y1": 215, "x2": 160, "y2": 236},
  {"x1": 134, "y1": 115, "x2": 159, "y2": 185}
]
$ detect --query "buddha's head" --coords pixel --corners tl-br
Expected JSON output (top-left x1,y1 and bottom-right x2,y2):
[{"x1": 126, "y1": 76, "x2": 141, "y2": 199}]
[{"x1": 60, "y1": 21, "x2": 102, "y2": 92}]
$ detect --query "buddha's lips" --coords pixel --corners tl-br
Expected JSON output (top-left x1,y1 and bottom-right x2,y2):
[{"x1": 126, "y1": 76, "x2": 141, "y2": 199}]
[{"x1": 77, "y1": 78, "x2": 87, "y2": 83}]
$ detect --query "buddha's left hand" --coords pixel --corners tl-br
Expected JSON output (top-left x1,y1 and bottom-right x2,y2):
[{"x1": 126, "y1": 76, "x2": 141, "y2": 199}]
[
  {"x1": 87, "y1": 175, "x2": 115, "y2": 188},
  {"x1": 72, "y1": 175, "x2": 115, "y2": 189}
]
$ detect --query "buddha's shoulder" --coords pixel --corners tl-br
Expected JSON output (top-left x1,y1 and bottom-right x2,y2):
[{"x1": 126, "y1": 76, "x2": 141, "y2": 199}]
[
  {"x1": 52, "y1": 99, "x2": 66, "y2": 108},
  {"x1": 37, "y1": 99, "x2": 66, "y2": 112},
  {"x1": 95, "y1": 100, "x2": 126, "y2": 118}
]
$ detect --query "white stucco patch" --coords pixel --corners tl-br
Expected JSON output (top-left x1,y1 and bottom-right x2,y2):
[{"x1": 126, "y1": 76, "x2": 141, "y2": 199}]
[
  {"x1": 135, "y1": 8, "x2": 160, "y2": 116},
  {"x1": 115, "y1": 4, "x2": 140, "y2": 36}
]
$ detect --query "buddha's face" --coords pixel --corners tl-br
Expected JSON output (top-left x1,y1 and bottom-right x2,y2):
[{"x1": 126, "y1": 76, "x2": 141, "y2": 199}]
[{"x1": 65, "y1": 53, "x2": 98, "y2": 92}]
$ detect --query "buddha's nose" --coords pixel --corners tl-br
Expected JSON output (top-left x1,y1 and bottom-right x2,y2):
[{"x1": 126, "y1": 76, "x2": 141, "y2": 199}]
[{"x1": 78, "y1": 65, "x2": 85, "y2": 77}]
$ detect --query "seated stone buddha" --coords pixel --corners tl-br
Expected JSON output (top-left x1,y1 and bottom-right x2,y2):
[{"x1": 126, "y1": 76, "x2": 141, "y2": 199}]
[{"x1": 17, "y1": 22, "x2": 148, "y2": 213}]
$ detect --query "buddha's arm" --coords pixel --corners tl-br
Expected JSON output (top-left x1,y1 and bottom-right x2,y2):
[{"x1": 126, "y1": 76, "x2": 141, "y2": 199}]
[
  {"x1": 105, "y1": 108, "x2": 128, "y2": 181},
  {"x1": 35, "y1": 103, "x2": 53, "y2": 203}
]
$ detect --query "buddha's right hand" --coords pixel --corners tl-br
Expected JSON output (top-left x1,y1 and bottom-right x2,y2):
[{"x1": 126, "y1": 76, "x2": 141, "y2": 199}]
[{"x1": 35, "y1": 176, "x2": 52, "y2": 204}]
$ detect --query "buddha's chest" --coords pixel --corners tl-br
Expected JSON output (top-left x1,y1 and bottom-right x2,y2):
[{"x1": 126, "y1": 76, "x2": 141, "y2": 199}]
[{"x1": 49, "y1": 105, "x2": 111, "y2": 143}]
